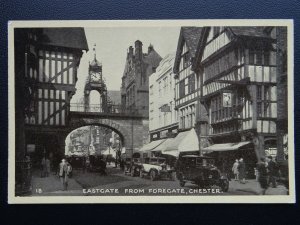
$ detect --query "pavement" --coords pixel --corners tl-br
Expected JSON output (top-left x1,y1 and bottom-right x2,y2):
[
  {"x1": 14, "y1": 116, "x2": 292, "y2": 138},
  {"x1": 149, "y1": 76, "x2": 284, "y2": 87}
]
[
  {"x1": 229, "y1": 179, "x2": 288, "y2": 195},
  {"x1": 30, "y1": 166, "x2": 288, "y2": 196}
]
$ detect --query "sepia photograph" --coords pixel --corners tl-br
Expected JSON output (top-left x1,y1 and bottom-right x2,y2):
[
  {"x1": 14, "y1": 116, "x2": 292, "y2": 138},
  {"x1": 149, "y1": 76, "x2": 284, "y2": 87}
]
[{"x1": 8, "y1": 20, "x2": 294, "y2": 203}]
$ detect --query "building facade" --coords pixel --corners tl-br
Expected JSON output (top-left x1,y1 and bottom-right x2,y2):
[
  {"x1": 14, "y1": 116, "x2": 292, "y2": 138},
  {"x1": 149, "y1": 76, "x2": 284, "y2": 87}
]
[
  {"x1": 149, "y1": 53, "x2": 178, "y2": 141},
  {"x1": 192, "y1": 26, "x2": 279, "y2": 175},
  {"x1": 173, "y1": 27, "x2": 204, "y2": 132},
  {"x1": 14, "y1": 28, "x2": 88, "y2": 194},
  {"x1": 15, "y1": 28, "x2": 88, "y2": 164},
  {"x1": 120, "y1": 41, "x2": 162, "y2": 117}
]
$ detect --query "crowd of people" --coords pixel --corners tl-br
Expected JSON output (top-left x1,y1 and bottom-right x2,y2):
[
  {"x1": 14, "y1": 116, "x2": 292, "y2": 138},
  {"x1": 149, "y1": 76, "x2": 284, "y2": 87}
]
[{"x1": 231, "y1": 156, "x2": 279, "y2": 195}]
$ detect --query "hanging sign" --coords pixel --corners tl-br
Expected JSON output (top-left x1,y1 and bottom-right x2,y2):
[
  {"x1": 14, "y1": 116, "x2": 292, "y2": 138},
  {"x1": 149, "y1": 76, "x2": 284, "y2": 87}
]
[{"x1": 223, "y1": 92, "x2": 232, "y2": 107}]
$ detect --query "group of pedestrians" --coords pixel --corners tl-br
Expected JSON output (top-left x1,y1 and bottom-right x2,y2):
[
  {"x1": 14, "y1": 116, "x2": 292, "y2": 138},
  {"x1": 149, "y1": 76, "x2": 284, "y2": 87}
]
[
  {"x1": 256, "y1": 156, "x2": 278, "y2": 195},
  {"x1": 231, "y1": 158, "x2": 246, "y2": 184}
]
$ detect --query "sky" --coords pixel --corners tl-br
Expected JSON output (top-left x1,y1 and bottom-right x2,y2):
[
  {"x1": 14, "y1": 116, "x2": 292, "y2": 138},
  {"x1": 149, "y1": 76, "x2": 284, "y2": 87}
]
[{"x1": 71, "y1": 26, "x2": 181, "y2": 104}]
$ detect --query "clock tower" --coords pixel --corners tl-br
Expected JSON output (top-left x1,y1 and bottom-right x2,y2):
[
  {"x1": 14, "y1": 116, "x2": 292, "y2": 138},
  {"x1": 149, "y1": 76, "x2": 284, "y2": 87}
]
[{"x1": 84, "y1": 44, "x2": 108, "y2": 112}]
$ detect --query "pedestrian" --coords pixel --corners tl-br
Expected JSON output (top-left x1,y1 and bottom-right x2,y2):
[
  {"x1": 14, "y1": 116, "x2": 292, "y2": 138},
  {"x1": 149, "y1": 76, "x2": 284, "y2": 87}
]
[
  {"x1": 267, "y1": 156, "x2": 278, "y2": 188},
  {"x1": 257, "y1": 157, "x2": 268, "y2": 195},
  {"x1": 238, "y1": 158, "x2": 246, "y2": 184},
  {"x1": 45, "y1": 157, "x2": 51, "y2": 177},
  {"x1": 41, "y1": 156, "x2": 47, "y2": 178},
  {"x1": 232, "y1": 159, "x2": 239, "y2": 181},
  {"x1": 59, "y1": 159, "x2": 69, "y2": 191}
]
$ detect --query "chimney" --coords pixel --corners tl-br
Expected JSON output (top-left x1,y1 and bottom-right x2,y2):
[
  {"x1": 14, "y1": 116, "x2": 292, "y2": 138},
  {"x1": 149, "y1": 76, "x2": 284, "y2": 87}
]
[
  {"x1": 148, "y1": 44, "x2": 154, "y2": 54},
  {"x1": 129, "y1": 46, "x2": 133, "y2": 57},
  {"x1": 135, "y1": 40, "x2": 143, "y2": 59}
]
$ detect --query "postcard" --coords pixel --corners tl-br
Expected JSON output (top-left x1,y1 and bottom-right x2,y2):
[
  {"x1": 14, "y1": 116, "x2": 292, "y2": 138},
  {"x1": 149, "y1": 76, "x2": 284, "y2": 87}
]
[{"x1": 8, "y1": 20, "x2": 295, "y2": 203}]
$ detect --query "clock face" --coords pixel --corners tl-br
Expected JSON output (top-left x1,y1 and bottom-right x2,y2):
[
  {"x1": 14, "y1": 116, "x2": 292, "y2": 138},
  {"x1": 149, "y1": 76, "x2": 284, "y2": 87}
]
[{"x1": 90, "y1": 72, "x2": 101, "y2": 82}]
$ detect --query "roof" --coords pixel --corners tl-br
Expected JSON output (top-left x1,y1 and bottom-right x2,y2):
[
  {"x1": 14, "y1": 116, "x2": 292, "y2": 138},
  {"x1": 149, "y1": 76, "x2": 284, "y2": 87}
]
[
  {"x1": 229, "y1": 27, "x2": 271, "y2": 38},
  {"x1": 174, "y1": 27, "x2": 203, "y2": 73},
  {"x1": 39, "y1": 28, "x2": 89, "y2": 51},
  {"x1": 181, "y1": 27, "x2": 203, "y2": 58},
  {"x1": 143, "y1": 49, "x2": 162, "y2": 68},
  {"x1": 203, "y1": 141, "x2": 251, "y2": 152},
  {"x1": 90, "y1": 58, "x2": 101, "y2": 67}
]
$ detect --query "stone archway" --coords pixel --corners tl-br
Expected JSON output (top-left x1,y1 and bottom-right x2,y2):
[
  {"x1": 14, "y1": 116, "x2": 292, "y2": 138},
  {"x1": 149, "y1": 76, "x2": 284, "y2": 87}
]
[{"x1": 65, "y1": 112, "x2": 149, "y2": 157}]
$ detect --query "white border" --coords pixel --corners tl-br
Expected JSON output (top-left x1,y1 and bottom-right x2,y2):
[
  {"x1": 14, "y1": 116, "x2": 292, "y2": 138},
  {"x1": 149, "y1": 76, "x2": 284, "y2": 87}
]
[{"x1": 8, "y1": 19, "x2": 295, "y2": 204}]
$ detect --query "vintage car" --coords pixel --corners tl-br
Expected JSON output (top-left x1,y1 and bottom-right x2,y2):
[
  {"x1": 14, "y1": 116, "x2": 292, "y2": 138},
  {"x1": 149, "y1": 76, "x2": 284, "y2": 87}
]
[
  {"x1": 139, "y1": 157, "x2": 175, "y2": 181},
  {"x1": 175, "y1": 155, "x2": 229, "y2": 192},
  {"x1": 87, "y1": 155, "x2": 107, "y2": 175}
]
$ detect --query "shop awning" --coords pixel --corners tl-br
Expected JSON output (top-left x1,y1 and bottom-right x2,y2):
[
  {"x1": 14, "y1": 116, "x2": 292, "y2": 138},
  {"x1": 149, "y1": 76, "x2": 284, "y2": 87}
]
[
  {"x1": 202, "y1": 141, "x2": 251, "y2": 152},
  {"x1": 151, "y1": 138, "x2": 175, "y2": 154},
  {"x1": 139, "y1": 139, "x2": 166, "y2": 152},
  {"x1": 162, "y1": 129, "x2": 200, "y2": 157}
]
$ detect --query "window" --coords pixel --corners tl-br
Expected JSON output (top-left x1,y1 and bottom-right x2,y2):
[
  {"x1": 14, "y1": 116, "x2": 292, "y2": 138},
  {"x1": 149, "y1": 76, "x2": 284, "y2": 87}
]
[
  {"x1": 213, "y1": 27, "x2": 220, "y2": 37},
  {"x1": 249, "y1": 50, "x2": 270, "y2": 66},
  {"x1": 150, "y1": 85, "x2": 153, "y2": 95},
  {"x1": 179, "y1": 80, "x2": 185, "y2": 98},
  {"x1": 182, "y1": 53, "x2": 190, "y2": 69},
  {"x1": 188, "y1": 74, "x2": 196, "y2": 93},
  {"x1": 159, "y1": 81, "x2": 162, "y2": 97}
]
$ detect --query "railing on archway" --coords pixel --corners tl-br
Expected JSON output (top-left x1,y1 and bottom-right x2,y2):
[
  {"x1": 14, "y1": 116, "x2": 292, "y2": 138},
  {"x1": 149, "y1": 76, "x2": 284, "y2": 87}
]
[{"x1": 70, "y1": 103, "x2": 146, "y2": 116}]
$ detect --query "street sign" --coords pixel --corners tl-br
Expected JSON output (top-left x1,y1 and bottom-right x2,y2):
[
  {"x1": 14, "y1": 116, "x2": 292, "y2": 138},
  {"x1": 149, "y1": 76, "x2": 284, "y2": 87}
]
[{"x1": 160, "y1": 105, "x2": 171, "y2": 112}]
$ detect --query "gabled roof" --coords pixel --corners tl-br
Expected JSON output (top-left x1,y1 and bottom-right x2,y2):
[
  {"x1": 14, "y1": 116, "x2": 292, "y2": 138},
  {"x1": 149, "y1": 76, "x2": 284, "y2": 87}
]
[
  {"x1": 192, "y1": 26, "x2": 275, "y2": 70},
  {"x1": 39, "y1": 28, "x2": 89, "y2": 51},
  {"x1": 181, "y1": 27, "x2": 203, "y2": 57},
  {"x1": 229, "y1": 26, "x2": 271, "y2": 38},
  {"x1": 173, "y1": 27, "x2": 203, "y2": 74}
]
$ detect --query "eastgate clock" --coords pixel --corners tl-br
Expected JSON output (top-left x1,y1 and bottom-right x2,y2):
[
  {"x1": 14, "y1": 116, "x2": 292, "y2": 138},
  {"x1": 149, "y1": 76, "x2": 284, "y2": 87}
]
[{"x1": 90, "y1": 71, "x2": 101, "y2": 82}]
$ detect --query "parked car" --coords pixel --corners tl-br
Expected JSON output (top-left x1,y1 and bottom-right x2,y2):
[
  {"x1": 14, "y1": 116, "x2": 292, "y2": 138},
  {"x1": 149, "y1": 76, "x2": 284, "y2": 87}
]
[
  {"x1": 175, "y1": 155, "x2": 229, "y2": 192},
  {"x1": 124, "y1": 157, "x2": 143, "y2": 177},
  {"x1": 139, "y1": 157, "x2": 175, "y2": 181},
  {"x1": 87, "y1": 155, "x2": 107, "y2": 175}
]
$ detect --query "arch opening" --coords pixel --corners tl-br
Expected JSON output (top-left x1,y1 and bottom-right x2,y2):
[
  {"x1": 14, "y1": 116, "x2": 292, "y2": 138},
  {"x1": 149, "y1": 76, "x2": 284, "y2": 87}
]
[{"x1": 65, "y1": 125, "x2": 124, "y2": 158}]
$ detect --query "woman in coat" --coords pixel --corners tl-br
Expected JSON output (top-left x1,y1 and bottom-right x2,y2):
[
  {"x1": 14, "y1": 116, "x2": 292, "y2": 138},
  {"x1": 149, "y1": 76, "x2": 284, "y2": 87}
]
[{"x1": 232, "y1": 159, "x2": 239, "y2": 181}]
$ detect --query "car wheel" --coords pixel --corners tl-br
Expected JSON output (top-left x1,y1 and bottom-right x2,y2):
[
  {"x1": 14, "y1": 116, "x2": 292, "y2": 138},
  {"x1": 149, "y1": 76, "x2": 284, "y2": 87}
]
[
  {"x1": 150, "y1": 170, "x2": 157, "y2": 181},
  {"x1": 221, "y1": 180, "x2": 229, "y2": 192},
  {"x1": 179, "y1": 179, "x2": 185, "y2": 187},
  {"x1": 139, "y1": 169, "x2": 144, "y2": 178},
  {"x1": 130, "y1": 168, "x2": 135, "y2": 177}
]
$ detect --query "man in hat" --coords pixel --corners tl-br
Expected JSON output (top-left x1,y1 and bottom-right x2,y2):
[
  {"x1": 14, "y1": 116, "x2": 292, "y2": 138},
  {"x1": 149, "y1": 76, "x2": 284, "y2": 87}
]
[{"x1": 59, "y1": 158, "x2": 69, "y2": 191}]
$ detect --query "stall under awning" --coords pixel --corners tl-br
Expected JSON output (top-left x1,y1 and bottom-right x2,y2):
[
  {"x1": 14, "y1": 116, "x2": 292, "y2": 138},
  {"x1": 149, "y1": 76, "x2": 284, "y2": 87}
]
[
  {"x1": 162, "y1": 129, "x2": 200, "y2": 157},
  {"x1": 202, "y1": 141, "x2": 251, "y2": 152},
  {"x1": 139, "y1": 139, "x2": 166, "y2": 152}
]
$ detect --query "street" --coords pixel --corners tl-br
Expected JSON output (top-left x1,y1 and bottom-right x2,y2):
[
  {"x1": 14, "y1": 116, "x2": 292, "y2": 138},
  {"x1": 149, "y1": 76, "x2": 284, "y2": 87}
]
[{"x1": 31, "y1": 164, "x2": 288, "y2": 196}]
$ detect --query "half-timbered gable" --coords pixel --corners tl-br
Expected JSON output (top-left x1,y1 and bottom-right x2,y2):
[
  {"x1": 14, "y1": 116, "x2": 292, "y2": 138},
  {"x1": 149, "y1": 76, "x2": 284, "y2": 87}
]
[
  {"x1": 173, "y1": 27, "x2": 202, "y2": 130},
  {"x1": 23, "y1": 28, "x2": 88, "y2": 128},
  {"x1": 193, "y1": 26, "x2": 279, "y2": 163}
]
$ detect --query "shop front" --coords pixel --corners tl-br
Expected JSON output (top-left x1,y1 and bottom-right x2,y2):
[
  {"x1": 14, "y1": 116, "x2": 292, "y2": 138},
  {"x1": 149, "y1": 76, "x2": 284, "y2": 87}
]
[{"x1": 203, "y1": 141, "x2": 257, "y2": 179}]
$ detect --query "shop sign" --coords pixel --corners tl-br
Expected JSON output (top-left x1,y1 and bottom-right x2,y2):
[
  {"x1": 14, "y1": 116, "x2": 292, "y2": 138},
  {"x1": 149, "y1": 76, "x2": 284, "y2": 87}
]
[{"x1": 223, "y1": 92, "x2": 232, "y2": 107}]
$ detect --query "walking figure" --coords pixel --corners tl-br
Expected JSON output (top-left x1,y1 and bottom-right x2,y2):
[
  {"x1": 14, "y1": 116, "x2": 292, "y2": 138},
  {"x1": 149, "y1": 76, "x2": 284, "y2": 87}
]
[
  {"x1": 232, "y1": 159, "x2": 239, "y2": 181},
  {"x1": 238, "y1": 158, "x2": 246, "y2": 184},
  {"x1": 267, "y1": 156, "x2": 278, "y2": 188},
  {"x1": 59, "y1": 159, "x2": 71, "y2": 191},
  {"x1": 257, "y1": 157, "x2": 268, "y2": 195}
]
